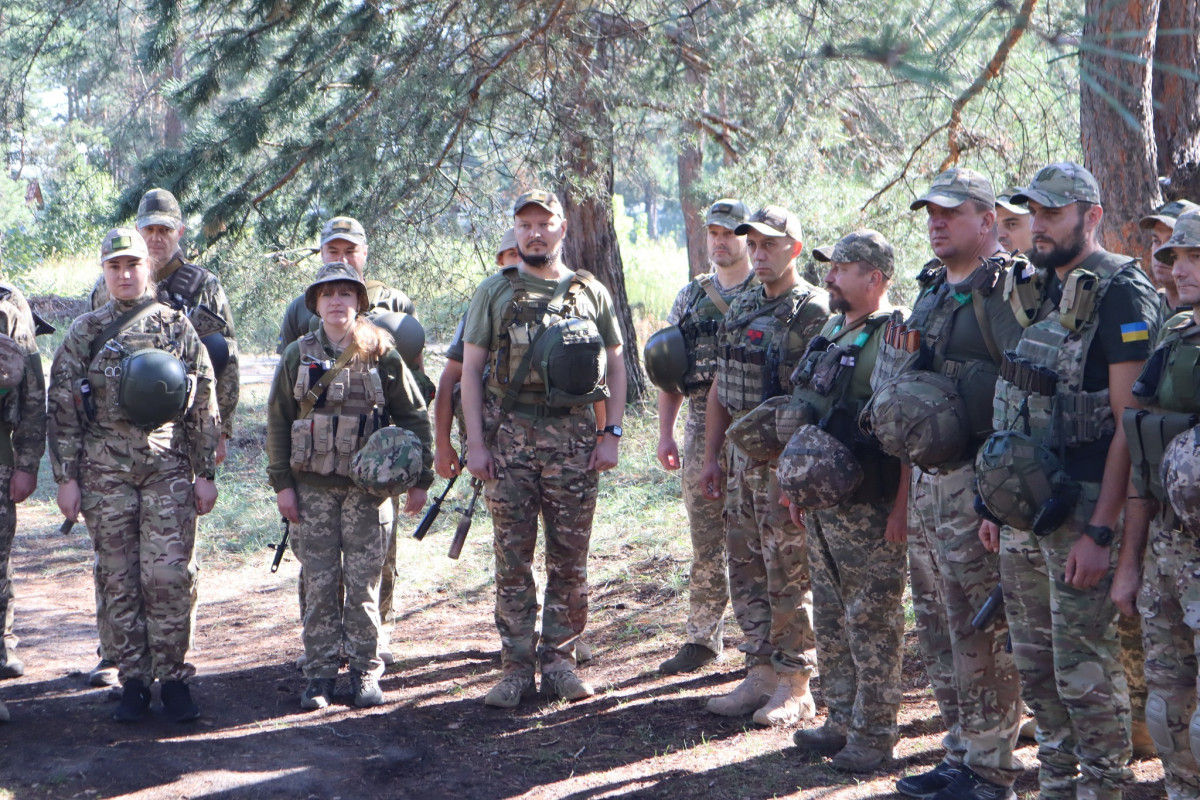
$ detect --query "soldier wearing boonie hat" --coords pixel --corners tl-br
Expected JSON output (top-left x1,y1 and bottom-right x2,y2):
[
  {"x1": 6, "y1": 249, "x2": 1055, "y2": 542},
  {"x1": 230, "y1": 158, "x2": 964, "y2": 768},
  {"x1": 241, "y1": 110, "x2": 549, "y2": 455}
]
[
  {"x1": 1140, "y1": 199, "x2": 1200, "y2": 315},
  {"x1": 995, "y1": 187, "x2": 1033, "y2": 255},
  {"x1": 652, "y1": 198, "x2": 754, "y2": 677}
]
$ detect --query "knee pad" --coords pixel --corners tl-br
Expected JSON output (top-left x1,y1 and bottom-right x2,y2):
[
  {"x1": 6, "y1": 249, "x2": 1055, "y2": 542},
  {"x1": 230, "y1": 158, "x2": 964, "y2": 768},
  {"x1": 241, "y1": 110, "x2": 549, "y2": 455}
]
[
  {"x1": 1189, "y1": 706, "x2": 1200, "y2": 763},
  {"x1": 1146, "y1": 692, "x2": 1174, "y2": 754}
]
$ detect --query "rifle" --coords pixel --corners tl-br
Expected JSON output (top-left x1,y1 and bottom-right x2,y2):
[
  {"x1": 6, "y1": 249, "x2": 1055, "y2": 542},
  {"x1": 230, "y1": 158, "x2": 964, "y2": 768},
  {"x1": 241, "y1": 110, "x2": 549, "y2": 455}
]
[
  {"x1": 270, "y1": 517, "x2": 290, "y2": 573},
  {"x1": 413, "y1": 472, "x2": 458, "y2": 541},
  {"x1": 448, "y1": 478, "x2": 483, "y2": 560}
]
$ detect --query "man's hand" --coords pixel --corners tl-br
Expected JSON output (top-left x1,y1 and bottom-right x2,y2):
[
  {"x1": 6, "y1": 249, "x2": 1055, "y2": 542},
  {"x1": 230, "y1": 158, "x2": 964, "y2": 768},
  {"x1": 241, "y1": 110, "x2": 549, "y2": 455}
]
[
  {"x1": 276, "y1": 487, "x2": 301, "y2": 524},
  {"x1": 215, "y1": 434, "x2": 228, "y2": 466},
  {"x1": 699, "y1": 461, "x2": 723, "y2": 500},
  {"x1": 57, "y1": 479, "x2": 81, "y2": 522},
  {"x1": 589, "y1": 435, "x2": 619, "y2": 472},
  {"x1": 195, "y1": 477, "x2": 218, "y2": 515},
  {"x1": 466, "y1": 443, "x2": 494, "y2": 481},
  {"x1": 786, "y1": 500, "x2": 805, "y2": 530},
  {"x1": 9, "y1": 469, "x2": 36, "y2": 503},
  {"x1": 403, "y1": 487, "x2": 428, "y2": 514},
  {"x1": 979, "y1": 520, "x2": 1000, "y2": 553},
  {"x1": 435, "y1": 444, "x2": 461, "y2": 480},
  {"x1": 1111, "y1": 561, "x2": 1142, "y2": 617},
  {"x1": 1064, "y1": 536, "x2": 1110, "y2": 589},
  {"x1": 885, "y1": 504, "x2": 909, "y2": 544},
  {"x1": 657, "y1": 436, "x2": 680, "y2": 471}
]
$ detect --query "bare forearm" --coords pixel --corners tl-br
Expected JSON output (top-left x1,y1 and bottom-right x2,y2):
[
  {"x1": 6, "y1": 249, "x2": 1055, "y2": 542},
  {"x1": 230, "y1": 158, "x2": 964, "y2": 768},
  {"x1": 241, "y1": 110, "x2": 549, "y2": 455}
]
[
  {"x1": 703, "y1": 381, "x2": 729, "y2": 465},
  {"x1": 658, "y1": 391, "x2": 684, "y2": 440}
]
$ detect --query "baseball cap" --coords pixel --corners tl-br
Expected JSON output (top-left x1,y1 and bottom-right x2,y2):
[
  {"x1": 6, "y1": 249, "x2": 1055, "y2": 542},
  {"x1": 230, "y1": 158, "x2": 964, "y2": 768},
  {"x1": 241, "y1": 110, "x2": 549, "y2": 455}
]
[
  {"x1": 996, "y1": 187, "x2": 1030, "y2": 216},
  {"x1": 910, "y1": 168, "x2": 996, "y2": 211},
  {"x1": 497, "y1": 227, "x2": 517, "y2": 254},
  {"x1": 320, "y1": 216, "x2": 367, "y2": 247},
  {"x1": 1139, "y1": 199, "x2": 1200, "y2": 230},
  {"x1": 1010, "y1": 162, "x2": 1102, "y2": 208},
  {"x1": 812, "y1": 229, "x2": 895, "y2": 277},
  {"x1": 513, "y1": 189, "x2": 564, "y2": 217},
  {"x1": 100, "y1": 227, "x2": 149, "y2": 264},
  {"x1": 136, "y1": 188, "x2": 183, "y2": 230},
  {"x1": 735, "y1": 205, "x2": 804, "y2": 241},
  {"x1": 706, "y1": 198, "x2": 751, "y2": 230},
  {"x1": 1153, "y1": 210, "x2": 1200, "y2": 264}
]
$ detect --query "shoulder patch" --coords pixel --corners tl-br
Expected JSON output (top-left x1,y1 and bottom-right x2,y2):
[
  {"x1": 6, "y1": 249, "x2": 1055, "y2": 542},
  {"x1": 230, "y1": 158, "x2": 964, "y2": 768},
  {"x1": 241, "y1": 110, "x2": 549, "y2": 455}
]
[{"x1": 1120, "y1": 321, "x2": 1150, "y2": 343}]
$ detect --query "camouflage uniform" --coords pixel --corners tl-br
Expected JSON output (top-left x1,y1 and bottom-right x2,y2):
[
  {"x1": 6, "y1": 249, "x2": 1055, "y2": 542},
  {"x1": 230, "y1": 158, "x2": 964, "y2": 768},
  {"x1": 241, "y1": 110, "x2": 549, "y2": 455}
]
[
  {"x1": 0, "y1": 283, "x2": 47, "y2": 674},
  {"x1": 462, "y1": 263, "x2": 621, "y2": 678},
  {"x1": 48, "y1": 296, "x2": 219, "y2": 685}
]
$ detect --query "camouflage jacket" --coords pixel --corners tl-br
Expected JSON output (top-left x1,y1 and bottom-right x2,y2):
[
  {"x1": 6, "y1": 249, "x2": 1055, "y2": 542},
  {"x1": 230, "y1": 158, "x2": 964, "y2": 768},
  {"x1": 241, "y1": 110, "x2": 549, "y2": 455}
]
[
  {"x1": 48, "y1": 296, "x2": 220, "y2": 483},
  {"x1": 0, "y1": 282, "x2": 46, "y2": 472}
]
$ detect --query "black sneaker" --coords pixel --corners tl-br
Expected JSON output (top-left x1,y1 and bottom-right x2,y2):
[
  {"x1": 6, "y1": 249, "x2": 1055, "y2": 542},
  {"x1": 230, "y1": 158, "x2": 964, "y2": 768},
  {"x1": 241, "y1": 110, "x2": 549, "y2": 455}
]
[
  {"x1": 658, "y1": 643, "x2": 718, "y2": 675},
  {"x1": 112, "y1": 678, "x2": 152, "y2": 723},
  {"x1": 161, "y1": 680, "x2": 200, "y2": 722},
  {"x1": 930, "y1": 768, "x2": 1015, "y2": 800},
  {"x1": 896, "y1": 762, "x2": 962, "y2": 799}
]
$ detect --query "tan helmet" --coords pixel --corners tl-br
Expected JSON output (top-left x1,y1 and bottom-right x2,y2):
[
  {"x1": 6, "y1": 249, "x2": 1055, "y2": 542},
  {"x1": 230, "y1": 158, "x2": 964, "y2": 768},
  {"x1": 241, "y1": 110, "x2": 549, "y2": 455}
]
[
  {"x1": 867, "y1": 371, "x2": 969, "y2": 469},
  {"x1": 777, "y1": 425, "x2": 863, "y2": 509},
  {"x1": 1163, "y1": 425, "x2": 1200, "y2": 535},
  {"x1": 725, "y1": 396, "x2": 790, "y2": 460}
]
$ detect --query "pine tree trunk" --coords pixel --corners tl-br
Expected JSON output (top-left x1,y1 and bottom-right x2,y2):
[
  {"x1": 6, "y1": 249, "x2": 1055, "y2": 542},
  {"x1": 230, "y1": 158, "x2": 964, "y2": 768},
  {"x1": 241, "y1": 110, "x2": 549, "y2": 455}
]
[
  {"x1": 644, "y1": 182, "x2": 659, "y2": 240},
  {"x1": 1152, "y1": 0, "x2": 1200, "y2": 200}
]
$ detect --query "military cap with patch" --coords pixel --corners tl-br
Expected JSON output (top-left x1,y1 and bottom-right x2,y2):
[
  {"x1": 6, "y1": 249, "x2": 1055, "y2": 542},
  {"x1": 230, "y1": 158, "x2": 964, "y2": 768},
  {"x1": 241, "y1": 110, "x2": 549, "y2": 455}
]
[
  {"x1": 321, "y1": 216, "x2": 367, "y2": 247},
  {"x1": 1153, "y1": 209, "x2": 1200, "y2": 265},
  {"x1": 497, "y1": 227, "x2": 517, "y2": 255},
  {"x1": 513, "y1": 189, "x2": 564, "y2": 217},
  {"x1": 706, "y1": 198, "x2": 751, "y2": 230},
  {"x1": 1139, "y1": 199, "x2": 1200, "y2": 230},
  {"x1": 996, "y1": 186, "x2": 1030, "y2": 216},
  {"x1": 735, "y1": 205, "x2": 804, "y2": 241},
  {"x1": 910, "y1": 168, "x2": 996, "y2": 211},
  {"x1": 136, "y1": 188, "x2": 183, "y2": 230},
  {"x1": 100, "y1": 227, "x2": 149, "y2": 264},
  {"x1": 812, "y1": 229, "x2": 895, "y2": 277},
  {"x1": 305, "y1": 261, "x2": 369, "y2": 313},
  {"x1": 1010, "y1": 162, "x2": 1102, "y2": 208}
]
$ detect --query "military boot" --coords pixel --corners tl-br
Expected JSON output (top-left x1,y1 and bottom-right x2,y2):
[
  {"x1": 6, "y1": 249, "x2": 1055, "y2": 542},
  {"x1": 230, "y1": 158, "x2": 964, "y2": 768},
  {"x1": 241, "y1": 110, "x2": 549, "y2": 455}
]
[
  {"x1": 659, "y1": 643, "x2": 717, "y2": 675},
  {"x1": 351, "y1": 670, "x2": 384, "y2": 708},
  {"x1": 705, "y1": 664, "x2": 777, "y2": 717},
  {"x1": 300, "y1": 678, "x2": 335, "y2": 710},
  {"x1": 793, "y1": 721, "x2": 847, "y2": 753},
  {"x1": 483, "y1": 673, "x2": 536, "y2": 708},
  {"x1": 831, "y1": 742, "x2": 891, "y2": 773},
  {"x1": 89, "y1": 659, "x2": 119, "y2": 688},
  {"x1": 542, "y1": 669, "x2": 594, "y2": 702},
  {"x1": 752, "y1": 670, "x2": 816, "y2": 727},
  {"x1": 0, "y1": 655, "x2": 24, "y2": 679},
  {"x1": 161, "y1": 680, "x2": 200, "y2": 722},
  {"x1": 112, "y1": 678, "x2": 152, "y2": 723}
]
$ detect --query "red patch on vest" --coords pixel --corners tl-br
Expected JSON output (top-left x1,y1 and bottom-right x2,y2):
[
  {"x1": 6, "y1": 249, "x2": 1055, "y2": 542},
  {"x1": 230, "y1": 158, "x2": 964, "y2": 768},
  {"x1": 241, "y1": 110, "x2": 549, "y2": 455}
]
[{"x1": 746, "y1": 330, "x2": 763, "y2": 343}]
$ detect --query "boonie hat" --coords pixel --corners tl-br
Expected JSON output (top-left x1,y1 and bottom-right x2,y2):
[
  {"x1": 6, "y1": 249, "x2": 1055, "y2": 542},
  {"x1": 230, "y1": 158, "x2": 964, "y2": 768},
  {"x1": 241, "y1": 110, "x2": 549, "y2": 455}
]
[
  {"x1": 513, "y1": 189, "x2": 564, "y2": 217},
  {"x1": 706, "y1": 198, "x2": 751, "y2": 231},
  {"x1": 305, "y1": 261, "x2": 369, "y2": 314},
  {"x1": 996, "y1": 187, "x2": 1030, "y2": 216},
  {"x1": 136, "y1": 188, "x2": 183, "y2": 230},
  {"x1": 735, "y1": 205, "x2": 804, "y2": 241},
  {"x1": 812, "y1": 229, "x2": 895, "y2": 277},
  {"x1": 1010, "y1": 162, "x2": 1102, "y2": 208},
  {"x1": 1139, "y1": 199, "x2": 1200, "y2": 230},
  {"x1": 1153, "y1": 210, "x2": 1200, "y2": 265},
  {"x1": 910, "y1": 168, "x2": 996, "y2": 211},
  {"x1": 100, "y1": 227, "x2": 149, "y2": 264},
  {"x1": 321, "y1": 216, "x2": 367, "y2": 247}
]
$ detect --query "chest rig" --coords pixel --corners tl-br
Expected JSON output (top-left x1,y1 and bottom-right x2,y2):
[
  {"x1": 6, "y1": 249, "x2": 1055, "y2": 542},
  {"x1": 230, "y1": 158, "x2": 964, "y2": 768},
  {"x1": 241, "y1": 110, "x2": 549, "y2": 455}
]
[
  {"x1": 716, "y1": 285, "x2": 816, "y2": 414},
  {"x1": 86, "y1": 309, "x2": 187, "y2": 432},
  {"x1": 678, "y1": 274, "x2": 741, "y2": 390},
  {"x1": 290, "y1": 333, "x2": 387, "y2": 477}
]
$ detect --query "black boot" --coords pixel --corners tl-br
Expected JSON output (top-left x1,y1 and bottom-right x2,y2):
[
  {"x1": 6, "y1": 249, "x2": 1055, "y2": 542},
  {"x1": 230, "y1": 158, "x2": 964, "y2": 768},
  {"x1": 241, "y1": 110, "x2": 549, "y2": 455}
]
[
  {"x1": 112, "y1": 678, "x2": 151, "y2": 723},
  {"x1": 161, "y1": 680, "x2": 200, "y2": 722}
]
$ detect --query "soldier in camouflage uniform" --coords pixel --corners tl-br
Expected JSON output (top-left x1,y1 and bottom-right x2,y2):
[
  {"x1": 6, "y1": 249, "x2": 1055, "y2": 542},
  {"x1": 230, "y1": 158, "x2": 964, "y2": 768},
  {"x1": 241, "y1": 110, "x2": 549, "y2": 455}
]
[
  {"x1": 87, "y1": 188, "x2": 240, "y2": 688},
  {"x1": 785, "y1": 230, "x2": 908, "y2": 770},
  {"x1": 1140, "y1": 200, "x2": 1199, "y2": 319},
  {"x1": 1111, "y1": 210, "x2": 1200, "y2": 799},
  {"x1": 266, "y1": 262, "x2": 432, "y2": 710},
  {"x1": 978, "y1": 163, "x2": 1162, "y2": 800},
  {"x1": 878, "y1": 169, "x2": 1025, "y2": 800},
  {"x1": 50, "y1": 228, "x2": 219, "y2": 723},
  {"x1": 996, "y1": 188, "x2": 1033, "y2": 255},
  {"x1": 655, "y1": 199, "x2": 754, "y2": 675},
  {"x1": 461, "y1": 190, "x2": 626, "y2": 708},
  {"x1": 0, "y1": 279, "x2": 47, "y2": 689},
  {"x1": 698, "y1": 205, "x2": 830, "y2": 727}
]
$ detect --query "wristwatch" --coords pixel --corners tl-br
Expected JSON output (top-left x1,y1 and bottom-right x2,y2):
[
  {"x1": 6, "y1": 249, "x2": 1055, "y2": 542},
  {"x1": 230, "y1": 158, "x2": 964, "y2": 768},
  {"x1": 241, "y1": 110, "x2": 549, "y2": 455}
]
[
  {"x1": 599, "y1": 424, "x2": 623, "y2": 438},
  {"x1": 1083, "y1": 523, "x2": 1114, "y2": 547}
]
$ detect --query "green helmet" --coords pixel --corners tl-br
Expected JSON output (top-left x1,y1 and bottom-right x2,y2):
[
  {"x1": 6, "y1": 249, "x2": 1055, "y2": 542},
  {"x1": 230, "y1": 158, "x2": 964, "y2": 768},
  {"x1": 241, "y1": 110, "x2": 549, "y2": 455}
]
[
  {"x1": 974, "y1": 430, "x2": 1062, "y2": 530},
  {"x1": 777, "y1": 425, "x2": 863, "y2": 509},
  {"x1": 1162, "y1": 425, "x2": 1200, "y2": 535},
  {"x1": 530, "y1": 316, "x2": 607, "y2": 402},
  {"x1": 868, "y1": 371, "x2": 969, "y2": 470},
  {"x1": 726, "y1": 396, "x2": 790, "y2": 460},
  {"x1": 351, "y1": 426, "x2": 424, "y2": 497},
  {"x1": 118, "y1": 349, "x2": 189, "y2": 429},
  {"x1": 644, "y1": 326, "x2": 688, "y2": 395},
  {"x1": 371, "y1": 311, "x2": 425, "y2": 368}
]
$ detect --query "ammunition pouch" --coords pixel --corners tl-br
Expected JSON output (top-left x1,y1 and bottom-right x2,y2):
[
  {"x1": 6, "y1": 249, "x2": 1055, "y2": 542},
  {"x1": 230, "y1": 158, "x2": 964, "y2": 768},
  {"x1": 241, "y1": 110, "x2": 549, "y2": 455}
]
[{"x1": 1124, "y1": 409, "x2": 1200, "y2": 502}]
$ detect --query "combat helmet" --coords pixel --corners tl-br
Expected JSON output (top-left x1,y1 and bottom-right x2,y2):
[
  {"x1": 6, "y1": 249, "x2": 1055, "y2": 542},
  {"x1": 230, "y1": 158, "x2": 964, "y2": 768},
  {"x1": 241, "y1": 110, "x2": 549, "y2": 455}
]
[
  {"x1": 371, "y1": 311, "x2": 425, "y2": 369},
  {"x1": 975, "y1": 430, "x2": 1066, "y2": 531},
  {"x1": 777, "y1": 425, "x2": 863, "y2": 509},
  {"x1": 530, "y1": 316, "x2": 607, "y2": 402},
  {"x1": 726, "y1": 396, "x2": 791, "y2": 460},
  {"x1": 643, "y1": 326, "x2": 688, "y2": 395},
  {"x1": 351, "y1": 426, "x2": 424, "y2": 498},
  {"x1": 118, "y1": 349, "x2": 190, "y2": 429},
  {"x1": 867, "y1": 371, "x2": 969, "y2": 469},
  {"x1": 1162, "y1": 425, "x2": 1200, "y2": 535}
]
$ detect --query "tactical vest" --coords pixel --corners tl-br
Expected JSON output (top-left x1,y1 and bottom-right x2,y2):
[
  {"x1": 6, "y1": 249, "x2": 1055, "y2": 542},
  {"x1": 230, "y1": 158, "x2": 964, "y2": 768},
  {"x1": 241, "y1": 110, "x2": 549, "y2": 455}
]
[
  {"x1": 289, "y1": 333, "x2": 387, "y2": 477},
  {"x1": 485, "y1": 266, "x2": 595, "y2": 406},
  {"x1": 716, "y1": 285, "x2": 817, "y2": 414},
  {"x1": 86, "y1": 310, "x2": 191, "y2": 433},
  {"x1": 157, "y1": 257, "x2": 229, "y2": 342},
  {"x1": 678, "y1": 274, "x2": 743, "y2": 390},
  {"x1": 993, "y1": 252, "x2": 1145, "y2": 456}
]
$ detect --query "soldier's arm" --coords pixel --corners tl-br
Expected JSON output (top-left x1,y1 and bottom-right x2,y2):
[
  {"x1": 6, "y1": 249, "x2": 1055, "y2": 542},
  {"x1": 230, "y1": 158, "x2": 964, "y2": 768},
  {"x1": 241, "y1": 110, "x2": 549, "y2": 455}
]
[
  {"x1": 46, "y1": 325, "x2": 89, "y2": 485},
  {"x1": 265, "y1": 346, "x2": 300, "y2": 493},
  {"x1": 276, "y1": 298, "x2": 301, "y2": 355},
  {"x1": 699, "y1": 379, "x2": 730, "y2": 499},
  {"x1": 7, "y1": 299, "x2": 46, "y2": 476},
  {"x1": 656, "y1": 390, "x2": 684, "y2": 470},
  {"x1": 207, "y1": 278, "x2": 240, "y2": 439},
  {"x1": 590, "y1": 345, "x2": 625, "y2": 472},
  {"x1": 1113, "y1": 477, "x2": 1154, "y2": 617},
  {"x1": 180, "y1": 318, "x2": 220, "y2": 481},
  {"x1": 434, "y1": 359, "x2": 463, "y2": 478}
]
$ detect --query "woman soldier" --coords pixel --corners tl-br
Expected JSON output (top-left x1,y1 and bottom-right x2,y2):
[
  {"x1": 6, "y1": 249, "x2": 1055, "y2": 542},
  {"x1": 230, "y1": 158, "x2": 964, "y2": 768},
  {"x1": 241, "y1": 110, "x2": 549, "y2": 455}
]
[
  {"x1": 266, "y1": 261, "x2": 432, "y2": 710},
  {"x1": 49, "y1": 228, "x2": 219, "y2": 723}
]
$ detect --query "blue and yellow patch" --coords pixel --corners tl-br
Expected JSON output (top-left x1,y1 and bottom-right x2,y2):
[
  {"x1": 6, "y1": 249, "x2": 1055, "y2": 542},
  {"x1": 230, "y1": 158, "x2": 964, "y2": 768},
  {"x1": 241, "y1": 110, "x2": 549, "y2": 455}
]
[{"x1": 1120, "y1": 321, "x2": 1150, "y2": 343}]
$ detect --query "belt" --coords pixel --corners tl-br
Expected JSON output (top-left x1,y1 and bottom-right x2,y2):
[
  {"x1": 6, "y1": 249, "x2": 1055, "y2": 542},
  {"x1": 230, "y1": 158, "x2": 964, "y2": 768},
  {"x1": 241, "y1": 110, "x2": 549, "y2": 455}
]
[{"x1": 508, "y1": 401, "x2": 576, "y2": 419}]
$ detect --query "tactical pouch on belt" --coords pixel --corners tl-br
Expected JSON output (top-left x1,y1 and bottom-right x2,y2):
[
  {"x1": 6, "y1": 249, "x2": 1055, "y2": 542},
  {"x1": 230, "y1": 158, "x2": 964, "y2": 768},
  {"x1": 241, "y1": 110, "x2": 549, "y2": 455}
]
[{"x1": 1124, "y1": 408, "x2": 1200, "y2": 501}]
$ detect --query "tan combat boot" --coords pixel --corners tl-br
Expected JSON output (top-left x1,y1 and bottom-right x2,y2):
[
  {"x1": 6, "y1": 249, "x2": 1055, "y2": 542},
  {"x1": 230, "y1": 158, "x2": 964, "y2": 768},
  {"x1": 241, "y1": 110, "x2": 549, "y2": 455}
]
[
  {"x1": 705, "y1": 664, "x2": 777, "y2": 717},
  {"x1": 752, "y1": 670, "x2": 816, "y2": 727}
]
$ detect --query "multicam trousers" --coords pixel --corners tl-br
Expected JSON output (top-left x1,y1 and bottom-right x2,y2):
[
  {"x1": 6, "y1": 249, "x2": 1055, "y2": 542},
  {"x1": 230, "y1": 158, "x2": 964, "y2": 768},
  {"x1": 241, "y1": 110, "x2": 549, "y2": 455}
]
[
  {"x1": 681, "y1": 389, "x2": 728, "y2": 654},
  {"x1": 0, "y1": 466, "x2": 16, "y2": 670}
]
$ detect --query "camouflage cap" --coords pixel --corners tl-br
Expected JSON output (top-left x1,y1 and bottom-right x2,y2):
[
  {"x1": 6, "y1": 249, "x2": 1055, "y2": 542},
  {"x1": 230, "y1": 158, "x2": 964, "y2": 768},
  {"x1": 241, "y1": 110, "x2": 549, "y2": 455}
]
[
  {"x1": 100, "y1": 227, "x2": 149, "y2": 264},
  {"x1": 0, "y1": 335, "x2": 25, "y2": 390},
  {"x1": 513, "y1": 189, "x2": 564, "y2": 217},
  {"x1": 735, "y1": 205, "x2": 803, "y2": 241},
  {"x1": 1153, "y1": 209, "x2": 1200, "y2": 264},
  {"x1": 136, "y1": 188, "x2": 183, "y2": 230},
  {"x1": 1010, "y1": 162, "x2": 1102, "y2": 208},
  {"x1": 351, "y1": 426, "x2": 425, "y2": 497},
  {"x1": 910, "y1": 168, "x2": 996, "y2": 211},
  {"x1": 321, "y1": 216, "x2": 367, "y2": 247},
  {"x1": 305, "y1": 261, "x2": 369, "y2": 313},
  {"x1": 995, "y1": 187, "x2": 1030, "y2": 216},
  {"x1": 497, "y1": 227, "x2": 518, "y2": 254},
  {"x1": 812, "y1": 229, "x2": 895, "y2": 277},
  {"x1": 705, "y1": 198, "x2": 751, "y2": 231},
  {"x1": 1139, "y1": 199, "x2": 1200, "y2": 230}
]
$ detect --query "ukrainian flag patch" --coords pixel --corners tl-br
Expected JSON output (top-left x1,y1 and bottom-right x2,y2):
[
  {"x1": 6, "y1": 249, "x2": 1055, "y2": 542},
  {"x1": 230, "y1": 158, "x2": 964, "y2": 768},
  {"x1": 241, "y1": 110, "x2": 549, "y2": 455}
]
[{"x1": 1120, "y1": 321, "x2": 1150, "y2": 343}]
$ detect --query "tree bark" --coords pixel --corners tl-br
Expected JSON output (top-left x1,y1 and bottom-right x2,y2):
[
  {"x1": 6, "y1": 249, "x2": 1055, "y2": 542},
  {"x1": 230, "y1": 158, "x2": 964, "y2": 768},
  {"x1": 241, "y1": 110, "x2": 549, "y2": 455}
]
[
  {"x1": 1080, "y1": 0, "x2": 1162, "y2": 256},
  {"x1": 644, "y1": 181, "x2": 659, "y2": 240},
  {"x1": 1152, "y1": 0, "x2": 1200, "y2": 200}
]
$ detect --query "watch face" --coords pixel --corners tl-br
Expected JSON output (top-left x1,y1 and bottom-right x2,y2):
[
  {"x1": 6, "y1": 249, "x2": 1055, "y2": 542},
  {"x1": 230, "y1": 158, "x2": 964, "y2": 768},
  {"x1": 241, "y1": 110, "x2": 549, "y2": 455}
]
[{"x1": 610, "y1": 425, "x2": 623, "y2": 437}]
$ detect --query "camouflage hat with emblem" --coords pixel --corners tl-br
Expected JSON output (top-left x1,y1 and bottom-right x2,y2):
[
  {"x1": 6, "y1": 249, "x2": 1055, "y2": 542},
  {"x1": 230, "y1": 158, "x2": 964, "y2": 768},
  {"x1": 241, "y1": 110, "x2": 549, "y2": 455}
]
[
  {"x1": 136, "y1": 188, "x2": 183, "y2": 230},
  {"x1": 735, "y1": 205, "x2": 804, "y2": 241},
  {"x1": 910, "y1": 167, "x2": 996, "y2": 211},
  {"x1": 305, "y1": 261, "x2": 369, "y2": 313},
  {"x1": 996, "y1": 186, "x2": 1030, "y2": 216},
  {"x1": 497, "y1": 227, "x2": 518, "y2": 255},
  {"x1": 351, "y1": 426, "x2": 425, "y2": 498},
  {"x1": 100, "y1": 227, "x2": 150, "y2": 264},
  {"x1": 705, "y1": 198, "x2": 751, "y2": 231},
  {"x1": 513, "y1": 189, "x2": 564, "y2": 217},
  {"x1": 1153, "y1": 209, "x2": 1200, "y2": 265},
  {"x1": 812, "y1": 229, "x2": 895, "y2": 277},
  {"x1": 321, "y1": 216, "x2": 367, "y2": 247},
  {"x1": 1139, "y1": 199, "x2": 1200, "y2": 231},
  {"x1": 0, "y1": 335, "x2": 25, "y2": 390},
  {"x1": 1010, "y1": 162, "x2": 1102, "y2": 208}
]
